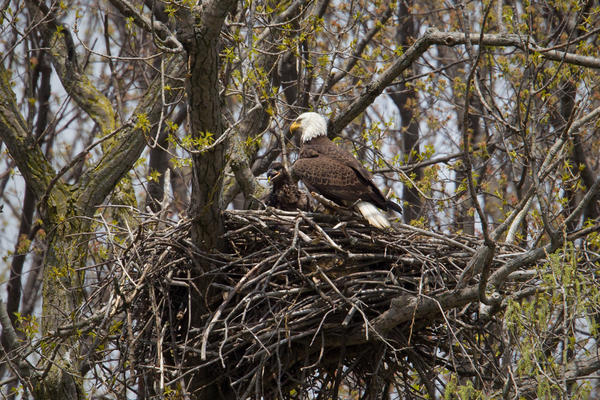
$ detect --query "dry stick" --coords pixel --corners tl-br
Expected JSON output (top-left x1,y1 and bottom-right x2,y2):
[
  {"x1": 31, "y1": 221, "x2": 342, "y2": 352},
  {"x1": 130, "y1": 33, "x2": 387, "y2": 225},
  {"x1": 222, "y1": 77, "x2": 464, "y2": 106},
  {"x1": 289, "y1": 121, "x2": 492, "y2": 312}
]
[
  {"x1": 397, "y1": 223, "x2": 476, "y2": 254},
  {"x1": 407, "y1": 265, "x2": 426, "y2": 346},
  {"x1": 341, "y1": 285, "x2": 365, "y2": 328},
  {"x1": 148, "y1": 285, "x2": 166, "y2": 392},
  {"x1": 309, "y1": 192, "x2": 354, "y2": 216},
  {"x1": 300, "y1": 214, "x2": 346, "y2": 253}
]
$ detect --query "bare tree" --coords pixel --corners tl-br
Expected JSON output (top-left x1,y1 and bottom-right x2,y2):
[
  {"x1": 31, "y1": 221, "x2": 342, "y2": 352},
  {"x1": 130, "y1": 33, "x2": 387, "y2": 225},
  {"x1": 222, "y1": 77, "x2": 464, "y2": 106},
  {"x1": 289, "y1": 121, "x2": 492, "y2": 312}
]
[{"x1": 1, "y1": 0, "x2": 600, "y2": 399}]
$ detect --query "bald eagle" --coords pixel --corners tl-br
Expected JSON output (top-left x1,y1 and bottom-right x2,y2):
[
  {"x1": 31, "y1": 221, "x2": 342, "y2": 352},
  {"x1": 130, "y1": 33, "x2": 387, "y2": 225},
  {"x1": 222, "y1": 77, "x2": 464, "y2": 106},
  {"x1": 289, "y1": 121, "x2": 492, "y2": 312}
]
[
  {"x1": 266, "y1": 162, "x2": 311, "y2": 211},
  {"x1": 290, "y1": 112, "x2": 402, "y2": 229}
]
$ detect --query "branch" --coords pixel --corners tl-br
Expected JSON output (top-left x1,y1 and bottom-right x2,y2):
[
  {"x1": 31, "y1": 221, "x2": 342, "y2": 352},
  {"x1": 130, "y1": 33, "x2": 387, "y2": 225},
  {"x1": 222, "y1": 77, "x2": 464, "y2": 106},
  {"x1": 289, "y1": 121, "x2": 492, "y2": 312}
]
[
  {"x1": 0, "y1": 65, "x2": 55, "y2": 198},
  {"x1": 317, "y1": 4, "x2": 394, "y2": 95},
  {"x1": 334, "y1": 286, "x2": 479, "y2": 346},
  {"x1": 331, "y1": 28, "x2": 600, "y2": 135},
  {"x1": 455, "y1": 244, "x2": 495, "y2": 290},
  {"x1": 505, "y1": 196, "x2": 534, "y2": 244},
  {"x1": 489, "y1": 245, "x2": 550, "y2": 289},
  {"x1": 222, "y1": 2, "x2": 307, "y2": 206},
  {"x1": 107, "y1": 0, "x2": 183, "y2": 52},
  {"x1": 493, "y1": 108, "x2": 592, "y2": 243},
  {"x1": 77, "y1": 56, "x2": 186, "y2": 215},
  {"x1": 229, "y1": 133, "x2": 269, "y2": 207},
  {"x1": 518, "y1": 355, "x2": 600, "y2": 398},
  {"x1": 564, "y1": 177, "x2": 600, "y2": 227},
  {"x1": 6, "y1": 186, "x2": 37, "y2": 327},
  {"x1": 227, "y1": 101, "x2": 272, "y2": 207},
  {"x1": 27, "y1": 0, "x2": 117, "y2": 135},
  {"x1": 339, "y1": 219, "x2": 600, "y2": 342},
  {"x1": 565, "y1": 356, "x2": 600, "y2": 383},
  {"x1": 460, "y1": 4, "x2": 493, "y2": 242}
]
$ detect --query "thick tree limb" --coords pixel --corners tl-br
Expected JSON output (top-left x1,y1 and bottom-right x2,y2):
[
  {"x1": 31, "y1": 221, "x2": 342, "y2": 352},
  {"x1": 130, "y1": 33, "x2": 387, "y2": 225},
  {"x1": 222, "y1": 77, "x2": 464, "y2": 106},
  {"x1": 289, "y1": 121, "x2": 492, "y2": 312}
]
[
  {"x1": 371, "y1": 287, "x2": 479, "y2": 336},
  {"x1": 27, "y1": 0, "x2": 117, "y2": 135},
  {"x1": 76, "y1": 56, "x2": 186, "y2": 215},
  {"x1": 0, "y1": 65, "x2": 54, "y2": 198},
  {"x1": 340, "y1": 219, "x2": 600, "y2": 341}
]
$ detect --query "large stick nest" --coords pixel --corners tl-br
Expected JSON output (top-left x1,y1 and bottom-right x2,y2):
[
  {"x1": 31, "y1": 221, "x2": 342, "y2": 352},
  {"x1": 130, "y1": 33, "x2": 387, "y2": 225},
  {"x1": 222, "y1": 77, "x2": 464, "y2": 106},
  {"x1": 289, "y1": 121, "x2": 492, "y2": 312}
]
[{"x1": 114, "y1": 209, "x2": 525, "y2": 398}]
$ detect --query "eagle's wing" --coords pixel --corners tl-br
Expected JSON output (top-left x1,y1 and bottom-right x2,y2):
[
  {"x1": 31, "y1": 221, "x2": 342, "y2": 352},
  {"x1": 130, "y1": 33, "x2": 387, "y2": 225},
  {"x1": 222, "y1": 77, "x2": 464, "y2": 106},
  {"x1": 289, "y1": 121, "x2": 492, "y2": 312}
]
[
  {"x1": 300, "y1": 141, "x2": 373, "y2": 181},
  {"x1": 292, "y1": 155, "x2": 380, "y2": 206},
  {"x1": 299, "y1": 141, "x2": 389, "y2": 208}
]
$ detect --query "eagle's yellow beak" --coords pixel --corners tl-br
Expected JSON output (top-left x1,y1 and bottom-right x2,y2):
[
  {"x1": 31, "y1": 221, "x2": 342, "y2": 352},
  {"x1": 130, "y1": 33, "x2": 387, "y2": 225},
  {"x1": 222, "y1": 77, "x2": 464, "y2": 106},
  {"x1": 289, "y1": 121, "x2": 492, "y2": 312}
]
[{"x1": 289, "y1": 120, "x2": 302, "y2": 134}]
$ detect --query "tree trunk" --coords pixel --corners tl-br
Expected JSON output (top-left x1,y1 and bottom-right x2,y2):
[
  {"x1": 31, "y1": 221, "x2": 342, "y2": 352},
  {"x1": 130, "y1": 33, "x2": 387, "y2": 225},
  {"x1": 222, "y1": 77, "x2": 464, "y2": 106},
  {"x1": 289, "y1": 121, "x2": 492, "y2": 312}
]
[
  {"x1": 185, "y1": 1, "x2": 237, "y2": 251},
  {"x1": 182, "y1": 1, "x2": 238, "y2": 397}
]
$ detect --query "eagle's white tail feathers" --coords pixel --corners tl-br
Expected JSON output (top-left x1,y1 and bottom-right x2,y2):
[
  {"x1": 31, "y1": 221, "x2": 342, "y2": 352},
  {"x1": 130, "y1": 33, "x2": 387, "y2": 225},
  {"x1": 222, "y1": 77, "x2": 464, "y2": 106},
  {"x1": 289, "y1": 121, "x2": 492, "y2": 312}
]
[{"x1": 355, "y1": 201, "x2": 390, "y2": 229}]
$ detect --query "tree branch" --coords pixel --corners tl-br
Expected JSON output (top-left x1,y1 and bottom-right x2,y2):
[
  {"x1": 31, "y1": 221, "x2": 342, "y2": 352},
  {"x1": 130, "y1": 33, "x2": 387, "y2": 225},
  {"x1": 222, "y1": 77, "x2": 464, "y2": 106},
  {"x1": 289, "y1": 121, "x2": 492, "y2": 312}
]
[
  {"x1": 107, "y1": 0, "x2": 183, "y2": 52},
  {"x1": 317, "y1": 4, "x2": 394, "y2": 95},
  {"x1": 222, "y1": 2, "x2": 307, "y2": 207},
  {"x1": 330, "y1": 286, "x2": 479, "y2": 346},
  {"x1": 77, "y1": 56, "x2": 185, "y2": 215},
  {"x1": 0, "y1": 65, "x2": 55, "y2": 198},
  {"x1": 27, "y1": 0, "x2": 117, "y2": 135},
  {"x1": 331, "y1": 28, "x2": 600, "y2": 135}
]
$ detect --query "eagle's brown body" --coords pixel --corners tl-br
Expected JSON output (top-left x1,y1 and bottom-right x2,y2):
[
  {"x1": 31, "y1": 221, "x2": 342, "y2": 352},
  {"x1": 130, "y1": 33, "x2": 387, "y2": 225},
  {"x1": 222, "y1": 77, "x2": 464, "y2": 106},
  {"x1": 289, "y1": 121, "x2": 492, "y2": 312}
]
[{"x1": 293, "y1": 136, "x2": 390, "y2": 210}]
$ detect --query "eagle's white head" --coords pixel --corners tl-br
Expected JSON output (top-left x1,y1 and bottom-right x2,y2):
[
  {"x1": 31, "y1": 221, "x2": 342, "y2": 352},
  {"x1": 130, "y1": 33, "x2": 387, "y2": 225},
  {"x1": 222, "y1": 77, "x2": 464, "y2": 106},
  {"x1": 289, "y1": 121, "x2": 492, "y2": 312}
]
[{"x1": 290, "y1": 112, "x2": 328, "y2": 143}]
